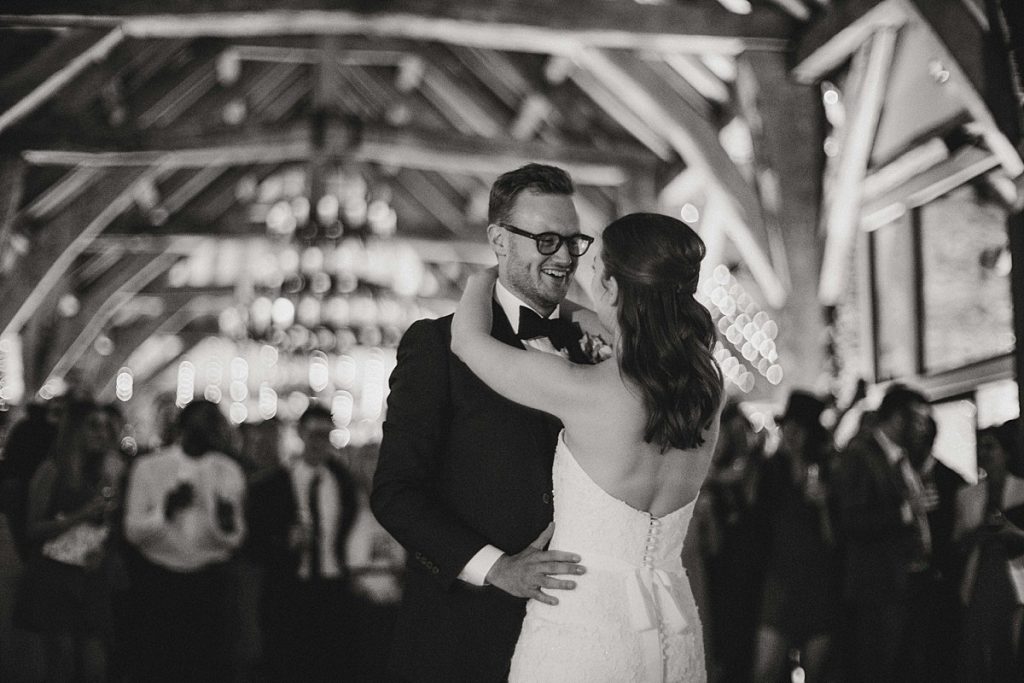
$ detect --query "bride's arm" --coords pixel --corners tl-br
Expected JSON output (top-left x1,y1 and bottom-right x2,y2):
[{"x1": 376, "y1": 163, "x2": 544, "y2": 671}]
[{"x1": 451, "y1": 270, "x2": 590, "y2": 418}]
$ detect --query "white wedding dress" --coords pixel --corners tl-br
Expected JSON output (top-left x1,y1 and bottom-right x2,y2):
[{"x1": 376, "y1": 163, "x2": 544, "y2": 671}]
[{"x1": 509, "y1": 432, "x2": 706, "y2": 683}]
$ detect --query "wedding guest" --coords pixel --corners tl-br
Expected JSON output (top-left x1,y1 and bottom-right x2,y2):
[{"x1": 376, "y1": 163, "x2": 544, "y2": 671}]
[
  {"x1": 17, "y1": 399, "x2": 124, "y2": 682},
  {"x1": 899, "y1": 415, "x2": 965, "y2": 682},
  {"x1": 699, "y1": 400, "x2": 766, "y2": 682},
  {"x1": 123, "y1": 399, "x2": 246, "y2": 681},
  {"x1": 753, "y1": 390, "x2": 840, "y2": 683},
  {"x1": 957, "y1": 421, "x2": 1024, "y2": 682},
  {"x1": 832, "y1": 384, "x2": 933, "y2": 683},
  {"x1": 247, "y1": 405, "x2": 363, "y2": 681},
  {"x1": 0, "y1": 399, "x2": 65, "y2": 561}
]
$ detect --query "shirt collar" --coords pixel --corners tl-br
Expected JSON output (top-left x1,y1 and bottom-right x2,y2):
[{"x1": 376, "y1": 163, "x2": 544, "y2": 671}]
[
  {"x1": 874, "y1": 428, "x2": 905, "y2": 465},
  {"x1": 494, "y1": 279, "x2": 560, "y2": 334}
]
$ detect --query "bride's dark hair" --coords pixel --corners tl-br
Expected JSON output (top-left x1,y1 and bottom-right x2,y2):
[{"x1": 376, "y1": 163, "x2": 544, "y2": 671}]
[{"x1": 601, "y1": 213, "x2": 723, "y2": 451}]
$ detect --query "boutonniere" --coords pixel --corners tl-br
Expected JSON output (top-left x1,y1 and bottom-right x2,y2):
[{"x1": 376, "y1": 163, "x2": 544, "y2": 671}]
[{"x1": 579, "y1": 331, "x2": 614, "y2": 364}]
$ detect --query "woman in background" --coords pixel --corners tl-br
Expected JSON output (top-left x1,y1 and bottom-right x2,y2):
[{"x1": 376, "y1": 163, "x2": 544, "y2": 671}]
[{"x1": 19, "y1": 399, "x2": 124, "y2": 682}]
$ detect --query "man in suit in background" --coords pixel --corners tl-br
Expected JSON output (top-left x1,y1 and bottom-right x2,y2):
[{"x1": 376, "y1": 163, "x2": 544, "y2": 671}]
[
  {"x1": 833, "y1": 384, "x2": 933, "y2": 683},
  {"x1": 372, "y1": 163, "x2": 591, "y2": 682},
  {"x1": 248, "y1": 404, "x2": 361, "y2": 682}
]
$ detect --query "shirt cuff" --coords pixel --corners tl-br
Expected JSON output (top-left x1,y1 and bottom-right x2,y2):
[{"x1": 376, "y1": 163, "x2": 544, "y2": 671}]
[{"x1": 457, "y1": 544, "x2": 505, "y2": 586}]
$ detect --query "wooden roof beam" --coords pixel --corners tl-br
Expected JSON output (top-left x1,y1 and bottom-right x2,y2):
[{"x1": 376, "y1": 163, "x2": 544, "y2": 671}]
[
  {"x1": 42, "y1": 250, "x2": 179, "y2": 390},
  {"x1": 818, "y1": 27, "x2": 898, "y2": 305},
  {"x1": 0, "y1": 26, "x2": 123, "y2": 135},
  {"x1": 0, "y1": 165, "x2": 156, "y2": 337},
  {"x1": 792, "y1": 0, "x2": 906, "y2": 83},
  {"x1": 861, "y1": 144, "x2": 999, "y2": 231},
  {"x1": 575, "y1": 47, "x2": 785, "y2": 307},
  {"x1": 22, "y1": 123, "x2": 654, "y2": 186},
  {"x1": 1, "y1": 0, "x2": 794, "y2": 55}
]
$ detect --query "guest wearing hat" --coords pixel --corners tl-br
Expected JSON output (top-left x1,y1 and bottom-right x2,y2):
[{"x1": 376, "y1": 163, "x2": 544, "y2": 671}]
[
  {"x1": 752, "y1": 390, "x2": 841, "y2": 683},
  {"x1": 832, "y1": 384, "x2": 933, "y2": 683}
]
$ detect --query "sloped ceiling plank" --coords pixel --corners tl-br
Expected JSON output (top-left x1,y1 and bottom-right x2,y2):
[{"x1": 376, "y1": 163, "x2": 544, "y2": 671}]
[
  {"x1": 4, "y1": 0, "x2": 793, "y2": 54},
  {"x1": 22, "y1": 165, "x2": 98, "y2": 221},
  {"x1": 0, "y1": 165, "x2": 152, "y2": 337},
  {"x1": 395, "y1": 169, "x2": 470, "y2": 236},
  {"x1": 568, "y1": 68, "x2": 675, "y2": 161},
  {"x1": 0, "y1": 26, "x2": 123, "y2": 134},
  {"x1": 661, "y1": 53, "x2": 730, "y2": 105},
  {"x1": 41, "y1": 250, "x2": 178, "y2": 390}
]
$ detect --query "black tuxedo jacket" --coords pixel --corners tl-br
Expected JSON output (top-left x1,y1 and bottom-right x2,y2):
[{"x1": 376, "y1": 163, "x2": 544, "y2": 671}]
[
  {"x1": 371, "y1": 302, "x2": 587, "y2": 682},
  {"x1": 246, "y1": 460, "x2": 359, "y2": 581},
  {"x1": 833, "y1": 432, "x2": 917, "y2": 603}
]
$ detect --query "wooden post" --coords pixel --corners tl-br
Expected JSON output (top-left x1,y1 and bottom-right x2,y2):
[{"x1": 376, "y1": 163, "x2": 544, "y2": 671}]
[{"x1": 738, "y1": 49, "x2": 828, "y2": 392}]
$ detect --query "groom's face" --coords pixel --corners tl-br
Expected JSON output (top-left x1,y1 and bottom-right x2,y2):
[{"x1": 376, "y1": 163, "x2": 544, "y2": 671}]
[{"x1": 498, "y1": 191, "x2": 580, "y2": 314}]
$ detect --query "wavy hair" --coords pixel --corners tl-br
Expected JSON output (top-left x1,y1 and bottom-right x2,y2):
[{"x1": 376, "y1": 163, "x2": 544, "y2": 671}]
[{"x1": 600, "y1": 213, "x2": 723, "y2": 451}]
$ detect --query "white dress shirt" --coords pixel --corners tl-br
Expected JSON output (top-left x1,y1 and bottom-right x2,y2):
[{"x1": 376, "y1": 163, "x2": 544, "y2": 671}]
[
  {"x1": 124, "y1": 445, "x2": 246, "y2": 571},
  {"x1": 457, "y1": 281, "x2": 563, "y2": 586},
  {"x1": 291, "y1": 460, "x2": 343, "y2": 580}
]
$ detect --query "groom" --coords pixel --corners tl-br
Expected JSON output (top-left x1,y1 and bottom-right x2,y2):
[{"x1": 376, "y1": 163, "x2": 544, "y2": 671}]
[{"x1": 372, "y1": 163, "x2": 592, "y2": 682}]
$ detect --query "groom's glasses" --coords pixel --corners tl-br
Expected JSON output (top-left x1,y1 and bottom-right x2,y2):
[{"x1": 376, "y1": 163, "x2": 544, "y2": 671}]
[{"x1": 497, "y1": 222, "x2": 594, "y2": 257}]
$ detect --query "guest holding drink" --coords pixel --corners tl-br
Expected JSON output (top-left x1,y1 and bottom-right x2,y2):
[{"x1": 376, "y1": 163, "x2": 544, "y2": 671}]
[{"x1": 18, "y1": 399, "x2": 124, "y2": 682}]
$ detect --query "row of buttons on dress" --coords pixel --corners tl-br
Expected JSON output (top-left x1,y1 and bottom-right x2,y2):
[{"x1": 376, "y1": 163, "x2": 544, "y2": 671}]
[
  {"x1": 642, "y1": 516, "x2": 661, "y2": 567},
  {"x1": 645, "y1": 516, "x2": 669, "y2": 663}
]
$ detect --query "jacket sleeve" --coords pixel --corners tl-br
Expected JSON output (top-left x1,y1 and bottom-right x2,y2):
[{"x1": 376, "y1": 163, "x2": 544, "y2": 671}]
[{"x1": 371, "y1": 318, "x2": 491, "y2": 589}]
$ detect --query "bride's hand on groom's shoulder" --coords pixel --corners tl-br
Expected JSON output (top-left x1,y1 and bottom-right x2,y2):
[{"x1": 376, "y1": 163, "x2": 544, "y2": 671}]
[{"x1": 485, "y1": 523, "x2": 586, "y2": 606}]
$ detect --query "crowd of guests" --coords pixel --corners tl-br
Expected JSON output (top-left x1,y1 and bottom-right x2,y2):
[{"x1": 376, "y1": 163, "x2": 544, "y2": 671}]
[
  {"x1": 0, "y1": 392, "x2": 397, "y2": 682},
  {"x1": 0, "y1": 381, "x2": 1022, "y2": 682},
  {"x1": 697, "y1": 384, "x2": 1024, "y2": 683}
]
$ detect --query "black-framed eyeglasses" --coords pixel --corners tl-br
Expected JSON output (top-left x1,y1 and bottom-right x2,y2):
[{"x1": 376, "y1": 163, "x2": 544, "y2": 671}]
[{"x1": 497, "y1": 222, "x2": 594, "y2": 257}]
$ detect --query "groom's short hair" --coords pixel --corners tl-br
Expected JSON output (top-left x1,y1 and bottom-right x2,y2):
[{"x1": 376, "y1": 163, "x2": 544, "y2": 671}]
[{"x1": 488, "y1": 163, "x2": 574, "y2": 225}]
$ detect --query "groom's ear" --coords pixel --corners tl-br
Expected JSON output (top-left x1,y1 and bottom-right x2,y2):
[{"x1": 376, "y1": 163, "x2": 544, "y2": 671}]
[{"x1": 486, "y1": 223, "x2": 508, "y2": 256}]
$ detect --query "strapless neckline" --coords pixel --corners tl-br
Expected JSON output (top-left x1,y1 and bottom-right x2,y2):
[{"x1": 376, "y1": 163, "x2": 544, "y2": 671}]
[{"x1": 557, "y1": 431, "x2": 696, "y2": 522}]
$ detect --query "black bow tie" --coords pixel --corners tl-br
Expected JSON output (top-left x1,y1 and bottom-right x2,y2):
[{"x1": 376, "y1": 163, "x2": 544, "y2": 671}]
[{"x1": 517, "y1": 307, "x2": 568, "y2": 342}]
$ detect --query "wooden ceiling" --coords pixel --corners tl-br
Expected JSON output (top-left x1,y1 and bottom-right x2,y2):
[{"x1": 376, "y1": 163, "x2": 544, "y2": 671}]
[{"x1": 0, "y1": 0, "x2": 1019, "y2": 401}]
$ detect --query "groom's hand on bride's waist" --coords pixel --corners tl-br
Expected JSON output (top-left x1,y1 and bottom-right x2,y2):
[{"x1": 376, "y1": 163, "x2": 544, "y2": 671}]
[{"x1": 485, "y1": 523, "x2": 586, "y2": 606}]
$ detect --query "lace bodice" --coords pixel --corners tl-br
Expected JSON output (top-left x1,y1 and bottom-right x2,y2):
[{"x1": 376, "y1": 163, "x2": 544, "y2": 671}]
[{"x1": 509, "y1": 432, "x2": 705, "y2": 683}]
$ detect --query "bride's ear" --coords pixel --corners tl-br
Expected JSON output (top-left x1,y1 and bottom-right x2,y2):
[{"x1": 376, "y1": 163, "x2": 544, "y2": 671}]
[{"x1": 602, "y1": 274, "x2": 619, "y2": 304}]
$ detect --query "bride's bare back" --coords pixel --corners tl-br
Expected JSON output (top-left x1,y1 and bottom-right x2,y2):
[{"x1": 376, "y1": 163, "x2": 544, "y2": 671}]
[{"x1": 546, "y1": 356, "x2": 719, "y2": 518}]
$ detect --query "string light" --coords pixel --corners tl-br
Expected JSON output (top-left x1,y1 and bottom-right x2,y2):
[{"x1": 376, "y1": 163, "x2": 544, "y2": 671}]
[{"x1": 700, "y1": 264, "x2": 783, "y2": 392}]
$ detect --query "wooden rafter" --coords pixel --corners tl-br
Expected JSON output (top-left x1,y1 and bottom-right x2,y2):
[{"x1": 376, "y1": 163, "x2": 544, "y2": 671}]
[
  {"x1": 575, "y1": 47, "x2": 786, "y2": 307},
  {"x1": 1, "y1": 1, "x2": 794, "y2": 55},
  {"x1": 22, "y1": 122, "x2": 652, "y2": 186},
  {"x1": 0, "y1": 156, "x2": 26, "y2": 257},
  {"x1": 90, "y1": 287, "x2": 227, "y2": 397},
  {"x1": 0, "y1": 165, "x2": 154, "y2": 337},
  {"x1": 860, "y1": 144, "x2": 999, "y2": 231},
  {"x1": 793, "y1": 0, "x2": 906, "y2": 83},
  {"x1": 41, "y1": 250, "x2": 179, "y2": 389},
  {"x1": 818, "y1": 27, "x2": 898, "y2": 305},
  {"x1": 0, "y1": 26, "x2": 124, "y2": 134}
]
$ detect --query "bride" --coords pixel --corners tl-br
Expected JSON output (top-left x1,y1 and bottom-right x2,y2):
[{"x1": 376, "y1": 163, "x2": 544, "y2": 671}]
[{"x1": 451, "y1": 212, "x2": 723, "y2": 682}]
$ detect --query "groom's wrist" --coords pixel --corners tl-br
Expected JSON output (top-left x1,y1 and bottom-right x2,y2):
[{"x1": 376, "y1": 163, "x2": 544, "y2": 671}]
[{"x1": 458, "y1": 544, "x2": 504, "y2": 586}]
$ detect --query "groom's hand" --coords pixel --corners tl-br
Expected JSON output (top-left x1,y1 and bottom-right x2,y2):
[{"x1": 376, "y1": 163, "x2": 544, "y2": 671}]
[{"x1": 485, "y1": 523, "x2": 585, "y2": 606}]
